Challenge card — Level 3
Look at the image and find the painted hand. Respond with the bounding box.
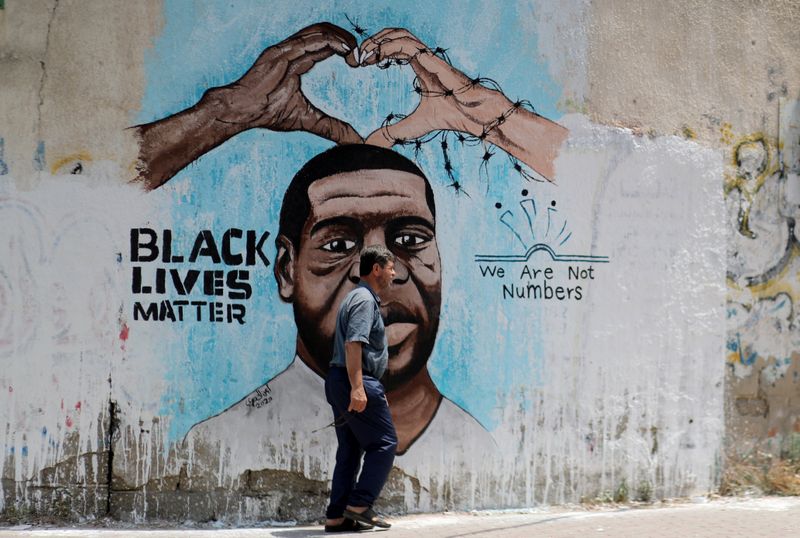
[134,23,365,189]
[358,28,568,181]
[360,28,510,146]
[211,23,363,144]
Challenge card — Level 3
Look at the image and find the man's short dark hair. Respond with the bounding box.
[277,144,436,247]
[359,245,395,277]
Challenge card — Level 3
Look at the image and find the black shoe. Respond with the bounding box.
[343,507,391,529]
[325,517,373,533]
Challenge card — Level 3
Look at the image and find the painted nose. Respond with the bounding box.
[348,261,360,284]
[392,258,409,283]
[364,230,385,248]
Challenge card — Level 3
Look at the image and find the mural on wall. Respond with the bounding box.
[1,0,729,521]
[127,19,568,497]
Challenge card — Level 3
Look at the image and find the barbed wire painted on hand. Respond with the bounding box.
[379,102,543,195]
[344,14,544,194]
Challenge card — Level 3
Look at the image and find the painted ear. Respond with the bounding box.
[274,235,296,302]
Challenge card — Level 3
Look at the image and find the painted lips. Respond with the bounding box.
[386,322,417,347]
[382,302,419,349]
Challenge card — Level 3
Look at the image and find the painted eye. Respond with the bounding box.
[393,234,427,248]
[321,239,356,253]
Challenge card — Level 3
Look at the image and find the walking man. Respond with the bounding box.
[324,245,398,532]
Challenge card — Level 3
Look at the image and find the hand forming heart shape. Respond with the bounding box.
[133,23,568,190]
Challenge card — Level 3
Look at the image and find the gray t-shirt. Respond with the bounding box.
[330,282,388,379]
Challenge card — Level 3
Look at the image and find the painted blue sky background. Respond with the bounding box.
[136,0,565,441]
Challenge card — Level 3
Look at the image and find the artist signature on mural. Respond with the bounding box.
[245,384,273,409]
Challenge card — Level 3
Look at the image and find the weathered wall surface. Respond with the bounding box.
[0,0,791,524]
[585,0,800,471]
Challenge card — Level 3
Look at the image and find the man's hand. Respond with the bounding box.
[358,28,568,181]
[348,385,368,413]
[134,23,362,189]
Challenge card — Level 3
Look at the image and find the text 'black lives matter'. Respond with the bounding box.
[129,228,270,324]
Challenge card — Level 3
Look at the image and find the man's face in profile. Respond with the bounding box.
[278,169,441,390]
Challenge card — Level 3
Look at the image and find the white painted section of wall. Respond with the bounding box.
[487,116,726,503]
[0,165,167,510]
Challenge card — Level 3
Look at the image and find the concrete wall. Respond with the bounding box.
[582,0,800,471]
[0,0,795,523]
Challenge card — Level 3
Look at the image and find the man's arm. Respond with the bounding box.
[131,23,362,191]
[345,341,367,413]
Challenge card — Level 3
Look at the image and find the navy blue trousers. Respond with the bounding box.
[325,367,398,519]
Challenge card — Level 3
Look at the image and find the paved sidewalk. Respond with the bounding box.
[1,496,799,537]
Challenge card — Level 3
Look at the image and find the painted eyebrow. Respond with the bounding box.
[324,190,415,200]
[309,216,363,237]
[387,216,436,233]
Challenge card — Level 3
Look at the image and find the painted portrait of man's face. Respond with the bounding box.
[275,148,442,391]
